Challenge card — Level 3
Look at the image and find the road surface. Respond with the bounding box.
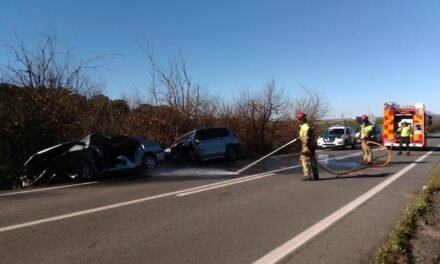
[1,137,439,264]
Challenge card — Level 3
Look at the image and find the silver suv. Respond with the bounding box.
[317,125,357,149]
[165,127,240,162]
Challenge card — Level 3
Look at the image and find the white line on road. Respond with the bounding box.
[0,181,99,197]
[253,149,436,264]
[0,150,366,233]
[176,151,366,197]
[176,173,275,196]
[0,190,178,232]
[0,171,276,233]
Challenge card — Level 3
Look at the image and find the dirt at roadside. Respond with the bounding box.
[410,191,440,263]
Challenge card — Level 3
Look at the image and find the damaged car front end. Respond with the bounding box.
[19,141,98,187]
[19,134,165,187]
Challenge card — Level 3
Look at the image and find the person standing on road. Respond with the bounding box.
[396,121,412,155]
[360,114,374,165]
[297,112,319,181]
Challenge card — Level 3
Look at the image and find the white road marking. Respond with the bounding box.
[0,190,178,232]
[0,181,99,197]
[177,151,366,196]
[0,149,372,233]
[253,149,435,264]
[0,171,276,233]
[176,173,275,196]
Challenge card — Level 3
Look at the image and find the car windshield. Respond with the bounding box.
[323,128,345,135]
[174,131,195,144]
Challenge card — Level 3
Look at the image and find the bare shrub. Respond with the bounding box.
[2,32,107,96]
[234,80,290,154]
[292,89,330,123]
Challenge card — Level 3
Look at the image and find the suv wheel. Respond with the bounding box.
[188,148,200,164]
[351,139,356,149]
[77,159,96,181]
[142,154,157,170]
[225,145,237,162]
[342,140,347,150]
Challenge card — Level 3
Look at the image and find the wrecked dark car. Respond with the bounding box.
[19,134,165,187]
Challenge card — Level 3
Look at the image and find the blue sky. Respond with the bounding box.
[1,0,440,119]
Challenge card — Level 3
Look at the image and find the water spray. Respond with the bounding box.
[236,137,300,174]
[235,138,391,178]
[153,167,238,177]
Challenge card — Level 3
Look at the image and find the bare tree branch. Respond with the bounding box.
[1,32,117,97]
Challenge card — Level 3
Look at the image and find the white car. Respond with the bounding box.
[317,125,357,149]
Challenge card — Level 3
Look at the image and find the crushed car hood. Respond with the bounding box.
[23,141,86,167]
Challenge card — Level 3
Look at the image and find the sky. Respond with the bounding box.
[1,0,440,119]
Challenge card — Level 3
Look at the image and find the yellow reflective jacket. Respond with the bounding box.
[361,122,373,140]
[398,126,412,137]
[299,122,316,149]
[299,122,310,139]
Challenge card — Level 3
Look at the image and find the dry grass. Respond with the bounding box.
[373,162,440,264]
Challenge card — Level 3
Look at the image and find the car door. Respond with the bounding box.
[193,129,209,159]
[197,128,227,159]
[194,129,222,159]
[209,128,229,156]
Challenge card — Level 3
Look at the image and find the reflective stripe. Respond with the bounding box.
[361,123,373,138]
[399,126,412,137]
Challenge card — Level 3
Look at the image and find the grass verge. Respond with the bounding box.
[373,161,440,264]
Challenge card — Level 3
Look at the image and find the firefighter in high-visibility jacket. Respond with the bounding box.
[360,114,374,165]
[297,112,319,181]
[396,121,412,155]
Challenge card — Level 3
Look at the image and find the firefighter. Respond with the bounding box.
[396,121,412,155]
[360,114,374,165]
[297,112,319,181]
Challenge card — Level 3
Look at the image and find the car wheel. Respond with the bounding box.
[171,151,180,161]
[351,140,356,149]
[78,160,96,181]
[187,147,202,165]
[342,140,347,150]
[142,154,157,170]
[225,145,237,162]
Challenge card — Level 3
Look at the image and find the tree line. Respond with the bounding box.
[0,34,329,189]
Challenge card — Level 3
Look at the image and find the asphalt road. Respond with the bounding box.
[1,137,439,264]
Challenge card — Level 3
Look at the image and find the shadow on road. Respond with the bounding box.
[318,172,391,181]
[389,161,428,165]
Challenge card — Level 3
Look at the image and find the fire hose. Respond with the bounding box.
[317,140,391,178]
[236,138,391,177]
[236,138,300,174]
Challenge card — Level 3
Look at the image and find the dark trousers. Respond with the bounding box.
[399,137,410,153]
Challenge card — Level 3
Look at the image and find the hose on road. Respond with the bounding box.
[316,140,391,178]
[237,138,391,177]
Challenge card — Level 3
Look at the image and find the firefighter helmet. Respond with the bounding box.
[361,114,369,122]
[297,111,307,121]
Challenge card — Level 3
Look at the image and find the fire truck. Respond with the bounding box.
[382,102,432,148]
